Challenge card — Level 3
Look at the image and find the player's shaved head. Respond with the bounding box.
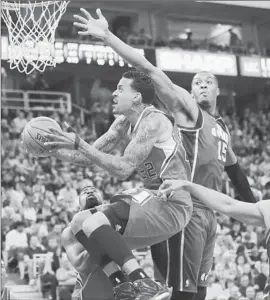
[192,71,219,87]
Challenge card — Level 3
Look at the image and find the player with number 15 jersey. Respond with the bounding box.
[166,107,230,292]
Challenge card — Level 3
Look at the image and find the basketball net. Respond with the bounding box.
[1,1,69,74]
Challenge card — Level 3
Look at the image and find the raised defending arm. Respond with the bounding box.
[73,8,199,122]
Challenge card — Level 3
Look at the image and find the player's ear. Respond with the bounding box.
[133,92,142,105]
[217,88,220,96]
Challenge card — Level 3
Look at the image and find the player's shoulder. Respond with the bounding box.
[141,110,172,132]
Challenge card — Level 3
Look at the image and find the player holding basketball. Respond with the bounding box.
[62,186,115,300]
[72,8,256,300]
[159,179,270,300]
[45,70,192,300]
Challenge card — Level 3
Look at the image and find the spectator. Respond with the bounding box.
[56,255,77,300]
[246,286,256,300]
[205,272,224,300]
[23,235,46,284]
[239,274,251,296]
[40,252,58,300]
[11,110,28,137]
[20,197,37,226]
[58,176,78,212]
[5,221,28,279]
[73,170,93,193]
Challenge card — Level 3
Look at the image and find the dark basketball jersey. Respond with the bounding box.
[179,108,229,207]
[263,229,270,300]
[73,269,113,300]
[131,106,191,190]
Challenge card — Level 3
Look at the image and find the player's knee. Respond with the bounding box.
[82,211,111,237]
[193,286,207,300]
[70,210,92,235]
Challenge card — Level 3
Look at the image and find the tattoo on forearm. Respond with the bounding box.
[55,149,91,166]
[77,113,163,179]
[93,115,130,153]
[79,139,132,179]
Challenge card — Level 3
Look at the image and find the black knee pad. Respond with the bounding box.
[192,286,207,300]
[171,290,194,300]
[102,200,130,235]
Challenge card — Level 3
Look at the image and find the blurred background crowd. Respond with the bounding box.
[1,1,270,300]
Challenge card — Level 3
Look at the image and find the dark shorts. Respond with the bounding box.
[151,205,217,293]
[74,269,113,300]
[101,188,192,250]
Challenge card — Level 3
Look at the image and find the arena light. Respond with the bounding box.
[197,1,270,9]
[1,36,145,68]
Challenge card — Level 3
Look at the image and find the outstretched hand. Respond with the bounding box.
[73,8,109,40]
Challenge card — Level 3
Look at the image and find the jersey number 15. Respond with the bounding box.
[217,141,227,163]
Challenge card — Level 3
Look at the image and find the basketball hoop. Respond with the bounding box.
[1,1,69,74]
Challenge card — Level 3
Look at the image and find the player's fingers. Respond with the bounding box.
[96,8,104,19]
[48,127,65,136]
[159,180,172,190]
[73,22,88,30]
[44,142,67,149]
[78,31,89,36]
[44,133,67,144]
[159,187,173,196]
[80,8,93,20]
[73,14,88,24]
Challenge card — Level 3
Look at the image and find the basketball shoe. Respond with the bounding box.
[133,278,171,300]
[114,282,137,300]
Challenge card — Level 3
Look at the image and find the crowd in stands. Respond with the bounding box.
[1,100,270,300]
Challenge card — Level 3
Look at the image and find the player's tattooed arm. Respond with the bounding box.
[92,114,130,153]
[51,115,130,166]
[77,113,162,180]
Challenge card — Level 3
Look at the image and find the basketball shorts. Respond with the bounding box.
[168,205,217,292]
[73,269,113,300]
[151,205,217,293]
[101,188,192,250]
